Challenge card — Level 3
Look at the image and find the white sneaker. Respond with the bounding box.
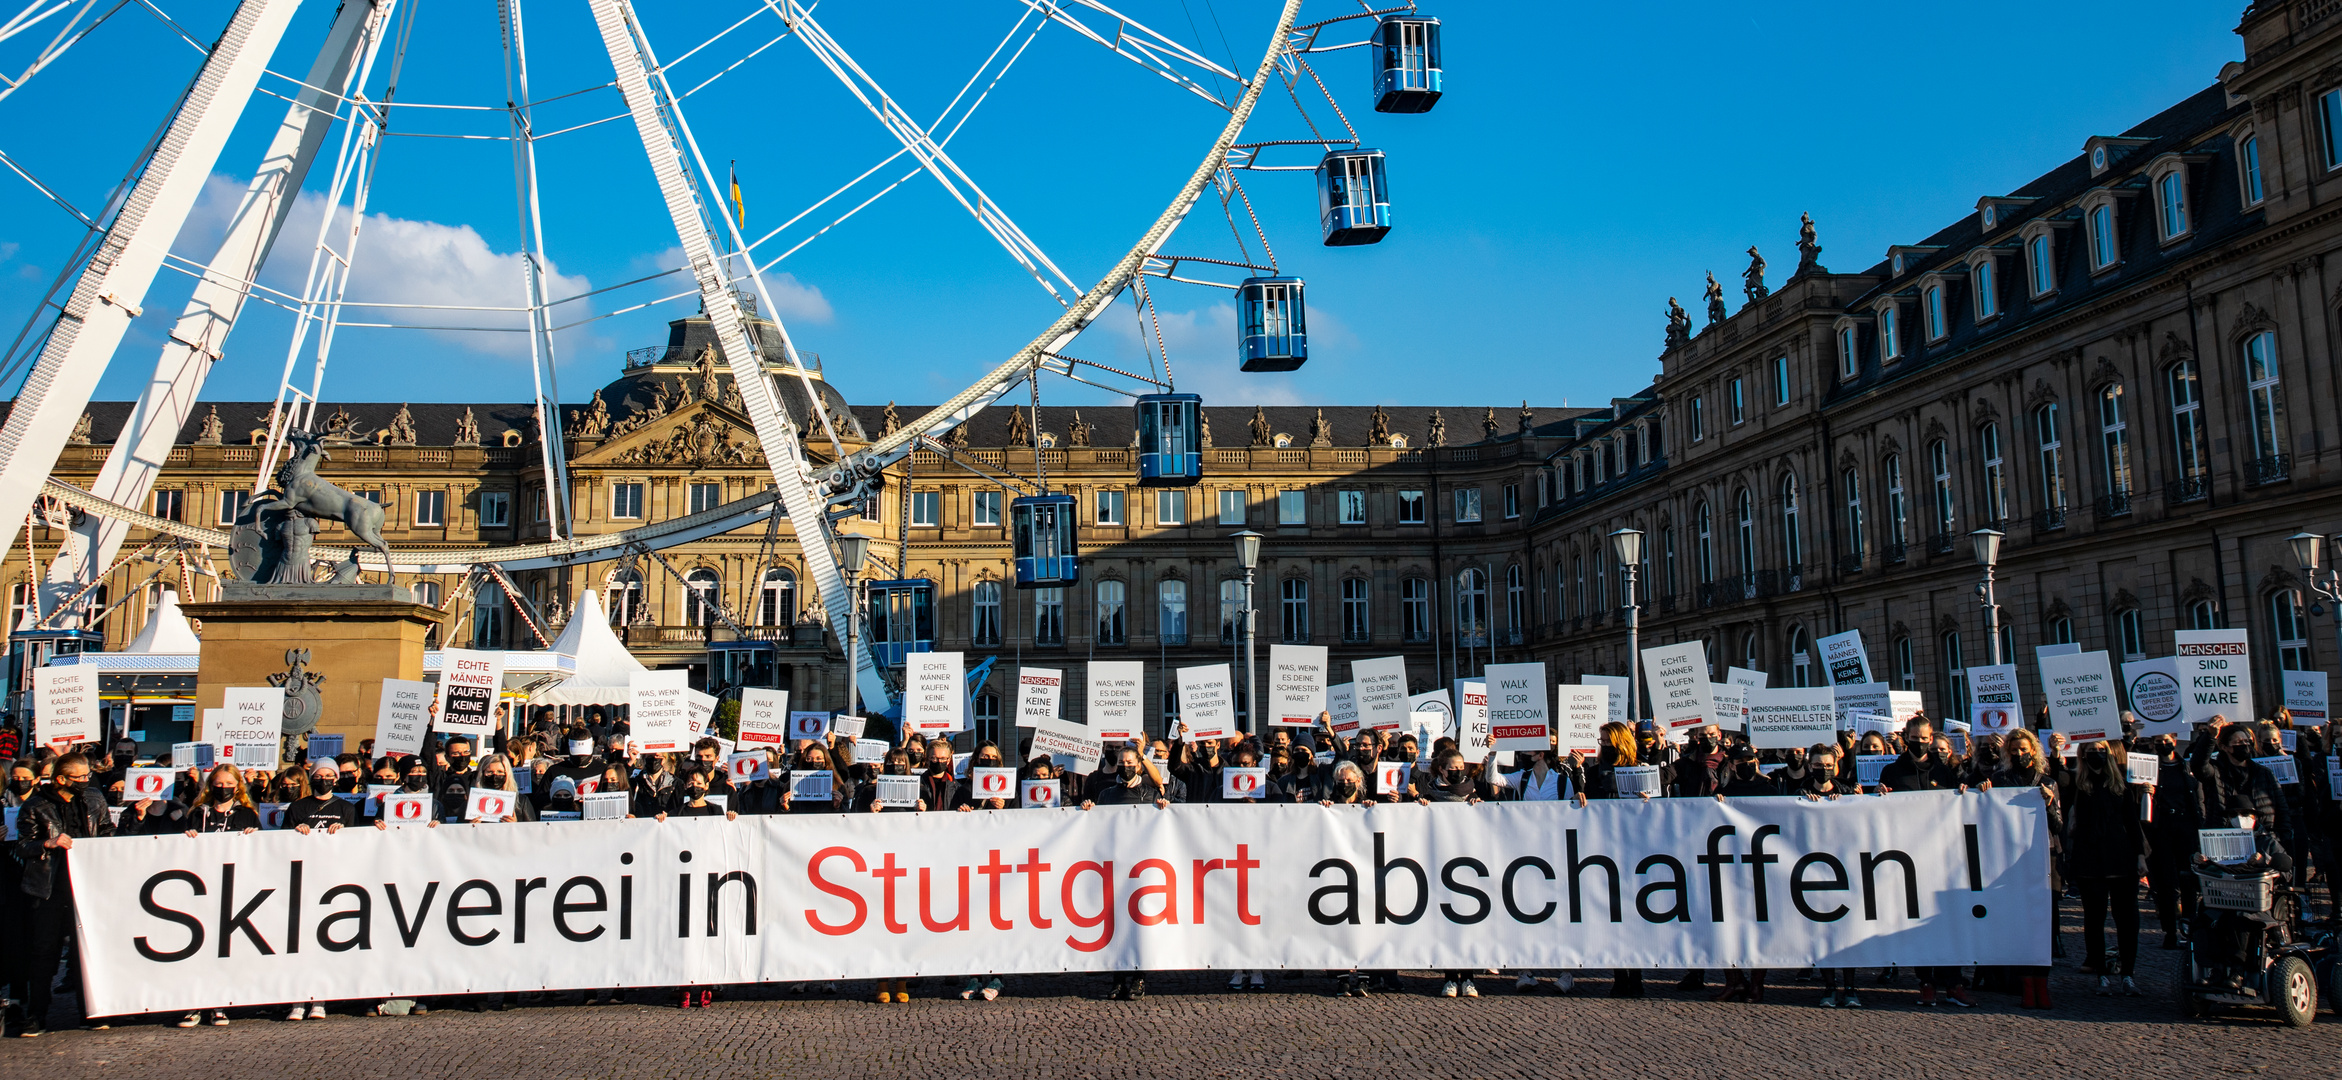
[1248,971,1266,989]
[2122,976,2140,996]
[1842,991,1863,1008]
[1227,974,1246,991]
[1515,975,1536,992]
[1555,973,1575,994]
[1818,991,1840,1008]
[1460,979,1479,998]
[176,1013,201,1028]
[209,1011,229,1027]
[284,1005,305,1022]
[1441,980,1459,998]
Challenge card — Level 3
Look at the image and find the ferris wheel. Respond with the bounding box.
[0,0,1447,709]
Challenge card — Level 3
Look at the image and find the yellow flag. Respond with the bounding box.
[728,161,746,229]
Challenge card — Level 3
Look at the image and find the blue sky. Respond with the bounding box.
[0,1,2248,414]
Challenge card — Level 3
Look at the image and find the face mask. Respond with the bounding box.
[210,785,237,800]
[687,786,709,799]
[1442,769,1462,784]
[7,778,30,795]
[484,773,509,788]
[448,754,472,769]
[402,775,429,792]
[1737,762,1759,778]
[314,777,338,794]
[1119,764,1140,780]
[569,740,593,758]
[2227,743,2253,762]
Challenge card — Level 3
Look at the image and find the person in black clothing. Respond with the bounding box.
[1674,726,1726,798]
[10,753,113,1037]
[181,764,263,836]
[2143,733,2202,949]
[1715,743,1781,798]
[917,739,962,815]
[1571,722,1648,998]
[1081,746,1169,1001]
[2064,740,2148,997]
[1985,727,2059,1007]
[2193,720,2291,869]
[632,753,678,819]
[538,727,605,810]
[667,765,736,820]
[781,739,850,813]
[1877,717,1973,1006]
[283,760,358,835]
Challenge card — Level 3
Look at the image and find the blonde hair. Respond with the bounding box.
[1598,721,1638,766]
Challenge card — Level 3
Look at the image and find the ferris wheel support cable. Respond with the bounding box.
[0,0,304,570]
[503,0,572,539]
[44,0,397,620]
[1014,0,1240,108]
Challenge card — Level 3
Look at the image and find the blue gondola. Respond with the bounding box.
[864,578,934,667]
[1009,493,1080,588]
[1134,393,1203,485]
[1316,149,1391,246]
[1372,16,1442,113]
[1237,277,1306,372]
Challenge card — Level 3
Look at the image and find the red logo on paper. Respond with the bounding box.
[131,774,166,796]
[391,798,423,821]
[1231,772,1260,792]
[979,772,1008,794]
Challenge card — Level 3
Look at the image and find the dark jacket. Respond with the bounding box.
[2063,781,2149,877]
[2196,752,2291,856]
[1717,771,1784,797]
[919,771,963,814]
[185,802,263,834]
[1879,753,1960,792]
[1089,774,1167,805]
[282,794,358,833]
[16,787,115,900]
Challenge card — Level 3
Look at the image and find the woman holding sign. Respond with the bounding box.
[1572,722,1649,998]
[169,765,261,1028]
[1986,728,2059,1008]
[2064,740,2147,998]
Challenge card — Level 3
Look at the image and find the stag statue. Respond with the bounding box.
[227,430,392,585]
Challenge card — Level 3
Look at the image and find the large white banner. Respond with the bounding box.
[1086,661,1146,742]
[2175,629,2253,724]
[69,790,2051,1015]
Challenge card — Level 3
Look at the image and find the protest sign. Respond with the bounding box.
[1747,687,1837,750]
[971,767,1019,802]
[629,670,689,754]
[1709,682,1747,732]
[1327,683,1359,738]
[1726,667,1768,691]
[1351,656,1410,732]
[1817,630,1873,685]
[2283,671,2327,727]
[1889,691,1926,726]
[1087,661,1146,741]
[1970,702,2018,735]
[1614,765,1661,796]
[728,753,768,784]
[217,687,284,770]
[1855,755,1896,786]
[372,679,430,759]
[1375,761,1411,795]
[1483,663,1551,751]
[906,653,966,733]
[1555,686,1607,754]
[1015,667,1063,728]
[35,665,100,750]
[305,733,343,763]
[1453,681,1490,758]
[2126,753,2160,786]
[786,710,832,743]
[2039,650,2118,742]
[2175,629,2253,725]
[433,648,503,741]
[874,775,919,809]
[1640,642,1714,738]
[1270,645,1329,727]
[124,767,176,802]
[1831,682,1892,730]
[1582,675,1630,726]
[253,803,287,830]
[379,793,431,826]
[172,742,215,771]
[2256,755,2299,786]
[1222,767,1269,800]
[789,770,834,802]
[1021,779,1061,808]
[735,689,789,746]
[1852,714,1898,736]
[853,738,889,767]
[1408,692,1452,763]
[831,715,866,740]
[1177,664,1236,740]
[1029,719,1104,775]
[1968,664,2018,710]
[466,789,518,822]
[2122,657,2186,737]
[683,690,715,736]
[363,784,395,817]
[580,792,627,820]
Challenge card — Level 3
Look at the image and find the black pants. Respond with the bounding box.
[16,892,78,1027]
[2075,875,2141,976]
[2148,857,2196,934]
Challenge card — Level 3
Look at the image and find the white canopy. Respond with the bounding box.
[123,588,201,654]
[533,590,648,705]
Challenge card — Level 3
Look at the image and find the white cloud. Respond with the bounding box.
[632,244,833,325]
[1094,295,1310,406]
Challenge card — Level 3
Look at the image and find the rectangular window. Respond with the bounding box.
[1501,483,1519,520]
[2171,361,2209,483]
[2035,404,2066,512]
[611,483,644,520]
[1838,327,1859,378]
[911,491,941,527]
[1973,260,1997,320]
[1277,490,1306,526]
[1979,423,2008,522]
[1728,377,1746,424]
[688,482,722,515]
[1400,578,1430,642]
[1156,488,1186,525]
[1095,489,1124,525]
[1689,395,1704,441]
[1279,578,1310,644]
[1878,305,1900,359]
[1397,489,1425,524]
[1217,489,1248,525]
[973,490,1002,526]
[2100,384,2131,497]
[1158,580,1188,645]
[2243,331,2286,464]
[1032,587,1065,646]
[2089,204,2117,269]
[2158,170,2188,240]
[1771,356,1790,405]
[1219,579,1243,645]
[530,486,546,524]
[2243,134,2264,205]
[2118,608,2145,662]
[1924,284,1947,341]
[2026,233,2054,296]
[479,491,510,527]
[415,490,446,527]
[972,581,1001,646]
[1342,577,1370,643]
[152,489,184,522]
[1453,487,1482,523]
[1095,581,1126,646]
[2322,89,2342,170]
[1884,454,1907,547]
[217,489,251,526]
[1842,467,1864,559]
[1929,441,1954,533]
[1337,489,1366,525]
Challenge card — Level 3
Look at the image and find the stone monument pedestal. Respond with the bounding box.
[182,584,447,750]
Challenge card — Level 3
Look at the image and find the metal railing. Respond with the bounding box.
[2249,454,2291,485]
[2167,475,2210,504]
[2095,490,2131,519]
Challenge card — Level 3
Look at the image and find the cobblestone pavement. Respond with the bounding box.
[3,911,2333,1080]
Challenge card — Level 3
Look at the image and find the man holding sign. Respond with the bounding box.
[1483,663,1551,752]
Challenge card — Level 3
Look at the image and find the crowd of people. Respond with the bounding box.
[2,701,2335,1034]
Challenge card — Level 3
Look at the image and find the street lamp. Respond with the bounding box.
[1971,528,2004,666]
[2287,530,2342,671]
[836,532,872,723]
[1233,530,1262,735]
[1610,528,1644,722]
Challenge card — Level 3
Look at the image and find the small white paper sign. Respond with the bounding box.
[254,802,287,830]
[831,715,866,740]
[736,689,790,746]
[363,784,396,816]
[1970,702,2019,735]
[853,738,890,767]
[380,792,433,826]
[1021,778,1061,807]
[580,791,627,820]
[1222,767,1269,800]
[1614,764,1661,796]
[172,741,216,771]
[1087,661,1146,741]
[1855,754,1896,786]
[787,710,832,743]
[1015,667,1063,728]
[727,752,768,783]
[970,766,1018,801]
[1176,663,1236,741]
[466,788,517,821]
[1375,761,1411,795]
[123,767,176,802]
[2257,755,2299,786]
[875,774,919,808]
[2198,827,2255,865]
[1269,645,1330,726]
[789,770,834,801]
[2127,752,2160,786]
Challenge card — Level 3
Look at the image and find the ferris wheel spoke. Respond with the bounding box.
[1011,0,1243,110]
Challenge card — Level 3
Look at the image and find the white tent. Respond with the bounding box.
[533,590,648,705]
[124,588,201,654]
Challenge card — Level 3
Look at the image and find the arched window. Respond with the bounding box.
[1788,625,1812,687]
[1929,438,1955,534]
[1342,577,1370,643]
[1977,422,2008,523]
[2047,615,2074,645]
[2169,360,2209,490]
[1454,568,1487,644]
[1779,473,1803,569]
[1401,577,1431,642]
[1095,580,1127,645]
[1842,467,1864,562]
[2242,331,2287,474]
[2099,383,2132,504]
[2187,599,2218,631]
[2241,133,2264,205]
[607,568,643,626]
[1894,635,1915,690]
[757,567,795,626]
[1740,630,1759,673]
[973,580,1003,646]
[1504,564,1525,639]
[413,580,442,608]
[1941,630,1967,715]
[1280,577,1311,644]
[684,568,721,627]
[1660,522,1678,599]
[2035,403,2066,515]
[2270,590,2310,670]
[474,582,508,648]
[1734,489,1755,581]
[1158,579,1188,645]
[1694,501,1715,585]
[1883,453,1907,553]
[2117,607,2145,661]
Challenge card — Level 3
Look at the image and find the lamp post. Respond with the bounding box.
[836,532,871,722]
[1233,530,1262,736]
[1610,527,1644,722]
[2288,530,2342,674]
[1971,528,2004,666]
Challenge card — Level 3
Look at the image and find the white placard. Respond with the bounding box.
[1831,682,1892,731]
[1375,761,1411,795]
[253,802,288,830]
[1269,645,1329,726]
[1582,675,1630,726]
[1555,686,1607,754]
[2036,643,2082,659]
[1614,764,1661,796]
[788,770,834,801]
[1967,664,2018,708]
[1747,687,1838,750]
[1709,682,1747,732]
[434,647,504,740]
[2198,827,2255,865]
[970,767,1019,802]
[2175,629,2254,725]
[831,715,866,740]
[1407,691,1453,763]
[1725,667,1768,691]
[371,678,430,759]
[629,670,690,754]
[1351,656,1411,732]
[306,733,344,763]
[36,665,102,750]
[579,791,627,820]
[2282,671,2328,727]
[787,710,833,743]
[2040,650,2118,742]
[1852,713,1898,736]
[171,741,215,771]
[1176,663,1236,741]
[1015,667,1063,729]
[2121,657,2186,737]
[1086,661,1146,741]
[1889,691,1926,725]
[1221,767,1269,800]
[1855,755,1896,786]
[1327,683,1359,738]
[853,738,890,767]
[1817,629,1872,686]
[874,774,919,808]
[1640,642,1714,738]
[466,789,518,821]
[682,690,715,736]
[1029,719,1103,775]
[1453,681,1490,758]
[1483,662,1550,751]
[2126,752,2160,786]
[1970,702,2018,735]
[906,652,967,733]
[2257,755,2299,786]
[727,752,768,784]
[1020,778,1061,808]
[362,784,396,817]
[379,792,433,826]
[123,767,176,802]
[217,687,283,770]
[736,689,790,746]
